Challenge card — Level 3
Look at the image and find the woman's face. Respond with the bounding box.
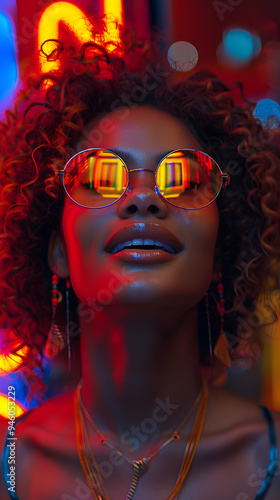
[56,106,220,316]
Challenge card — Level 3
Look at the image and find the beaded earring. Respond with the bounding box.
[213,273,231,367]
[45,267,65,358]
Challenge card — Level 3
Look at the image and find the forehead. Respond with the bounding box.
[78,106,203,159]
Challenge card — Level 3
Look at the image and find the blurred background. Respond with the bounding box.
[0,0,279,416]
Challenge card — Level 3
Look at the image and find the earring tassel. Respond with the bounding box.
[214,278,231,367]
[45,270,65,358]
[45,321,65,358]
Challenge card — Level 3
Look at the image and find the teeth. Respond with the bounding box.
[111,238,176,254]
[132,238,143,246]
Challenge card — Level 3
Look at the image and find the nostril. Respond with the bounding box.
[118,187,168,218]
[150,205,158,214]
[128,205,137,214]
[127,204,159,214]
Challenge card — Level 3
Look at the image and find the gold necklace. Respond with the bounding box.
[74,379,208,500]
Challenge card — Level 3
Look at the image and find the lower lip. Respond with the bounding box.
[107,248,180,262]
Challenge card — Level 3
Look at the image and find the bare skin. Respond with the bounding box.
[1,106,279,500]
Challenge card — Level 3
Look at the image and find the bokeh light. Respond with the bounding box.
[254,98,280,129]
[167,41,198,72]
[224,29,254,61]
[217,28,262,68]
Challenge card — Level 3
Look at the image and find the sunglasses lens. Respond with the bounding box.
[156,150,222,209]
[64,149,128,207]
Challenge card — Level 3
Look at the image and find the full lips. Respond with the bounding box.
[104,223,184,254]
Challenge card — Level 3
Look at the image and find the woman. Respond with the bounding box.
[0,20,280,499]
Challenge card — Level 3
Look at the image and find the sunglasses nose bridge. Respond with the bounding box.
[125,168,157,193]
[129,168,155,172]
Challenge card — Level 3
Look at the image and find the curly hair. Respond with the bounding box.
[0,17,280,396]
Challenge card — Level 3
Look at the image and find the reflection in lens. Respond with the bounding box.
[156,150,222,208]
[64,149,128,207]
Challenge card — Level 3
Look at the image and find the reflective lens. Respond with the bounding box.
[63,148,223,209]
[156,150,222,209]
[64,149,128,207]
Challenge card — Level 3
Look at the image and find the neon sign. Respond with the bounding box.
[38,1,124,79]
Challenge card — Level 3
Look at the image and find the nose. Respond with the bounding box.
[117,168,168,218]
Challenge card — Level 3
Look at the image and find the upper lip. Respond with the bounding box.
[104,223,184,254]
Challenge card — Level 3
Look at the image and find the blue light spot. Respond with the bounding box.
[254,99,280,129]
[0,11,18,100]
[223,29,256,62]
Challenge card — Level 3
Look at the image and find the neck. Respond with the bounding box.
[79,303,202,448]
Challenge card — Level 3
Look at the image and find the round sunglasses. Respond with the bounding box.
[56,148,230,210]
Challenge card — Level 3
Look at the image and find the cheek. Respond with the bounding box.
[180,204,219,291]
[199,209,219,269]
[61,203,128,307]
[62,206,93,261]
[189,207,219,254]
[61,204,102,296]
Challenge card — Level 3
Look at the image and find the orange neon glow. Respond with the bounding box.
[0,330,30,375]
[38,3,93,76]
[38,1,124,84]
[0,345,30,375]
[103,0,124,44]
[0,393,26,418]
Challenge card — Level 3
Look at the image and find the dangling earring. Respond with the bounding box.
[45,267,65,358]
[214,273,231,367]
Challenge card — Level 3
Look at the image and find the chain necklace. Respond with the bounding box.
[74,379,208,500]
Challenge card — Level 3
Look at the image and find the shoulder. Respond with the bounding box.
[0,390,79,500]
[206,384,278,430]
[14,389,77,455]
[205,385,280,499]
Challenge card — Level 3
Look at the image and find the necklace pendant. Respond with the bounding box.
[132,458,149,477]
[125,458,149,500]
